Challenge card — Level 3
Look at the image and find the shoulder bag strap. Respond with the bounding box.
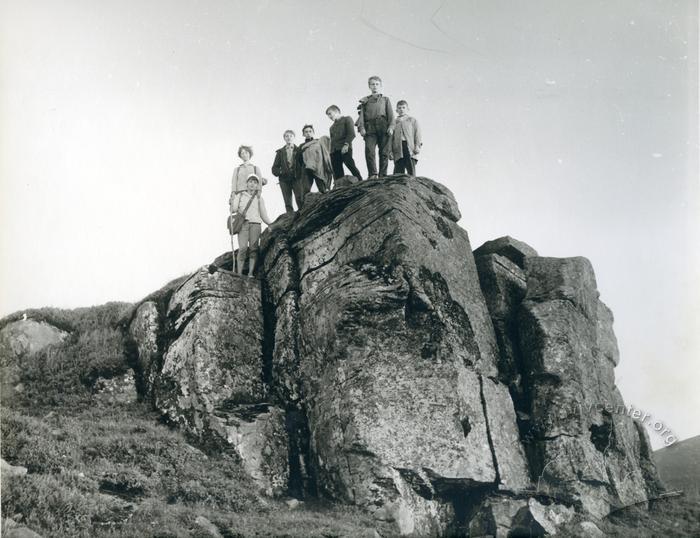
[239,192,257,217]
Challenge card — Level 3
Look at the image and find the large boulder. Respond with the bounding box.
[260,177,530,535]
[473,244,663,520]
[0,319,70,399]
[516,256,660,517]
[120,177,664,530]
[0,319,70,359]
[136,266,289,496]
[473,236,538,268]
[154,266,267,421]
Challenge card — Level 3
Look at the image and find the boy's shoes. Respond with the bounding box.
[368,175,378,180]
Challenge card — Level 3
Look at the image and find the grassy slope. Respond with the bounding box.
[654,436,700,500]
[1,403,377,538]
[0,302,377,538]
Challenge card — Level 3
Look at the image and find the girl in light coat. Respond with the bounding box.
[230,145,267,201]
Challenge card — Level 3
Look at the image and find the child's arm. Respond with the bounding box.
[259,197,272,226]
[385,97,395,135]
[231,166,239,193]
[356,97,367,137]
[230,168,239,212]
[413,118,423,155]
[271,150,282,177]
[230,192,241,214]
[342,117,356,153]
[254,165,267,186]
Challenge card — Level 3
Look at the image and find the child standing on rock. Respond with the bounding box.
[391,100,422,176]
[230,145,267,199]
[230,175,271,277]
[326,105,363,182]
[356,76,395,179]
[271,130,303,213]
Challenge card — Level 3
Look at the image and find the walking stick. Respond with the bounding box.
[229,196,237,273]
[230,229,237,273]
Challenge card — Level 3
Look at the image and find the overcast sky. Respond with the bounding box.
[1,0,697,449]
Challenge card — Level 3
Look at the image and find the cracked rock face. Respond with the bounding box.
[131,266,289,496]
[260,177,529,535]
[154,266,267,419]
[517,257,659,517]
[126,176,662,533]
[476,248,663,525]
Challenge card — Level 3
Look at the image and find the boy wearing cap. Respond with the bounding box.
[230,174,272,277]
[356,76,395,179]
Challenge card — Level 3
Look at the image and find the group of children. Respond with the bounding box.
[229,76,422,276]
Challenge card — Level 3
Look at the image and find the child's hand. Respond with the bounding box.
[387,126,394,135]
[341,143,349,154]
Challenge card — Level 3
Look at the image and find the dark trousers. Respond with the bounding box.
[279,176,304,212]
[304,170,328,193]
[393,141,417,176]
[364,131,390,177]
[330,149,363,180]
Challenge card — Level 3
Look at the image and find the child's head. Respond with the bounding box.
[283,130,295,144]
[238,145,253,161]
[302,124,315,140]
[396,100,409,116]
[368,76,382,93]
[246,174,260,192]
[325,105,341,121]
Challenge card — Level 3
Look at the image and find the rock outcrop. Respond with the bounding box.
[134,266,289,496]
[473,236,662,530]
[0,319,69,358]
[257,176,531,535]
[0,319,70,399]
[123,176,662,535]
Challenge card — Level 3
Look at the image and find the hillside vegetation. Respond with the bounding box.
[655,436,700,501]
[0,302,377,538]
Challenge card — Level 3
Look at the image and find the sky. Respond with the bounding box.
[0,0,697,449]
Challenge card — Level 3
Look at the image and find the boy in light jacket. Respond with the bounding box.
[391,100,422,176]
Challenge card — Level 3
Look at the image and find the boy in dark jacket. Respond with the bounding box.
[271,130,303,212]
[326,105,363,181]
